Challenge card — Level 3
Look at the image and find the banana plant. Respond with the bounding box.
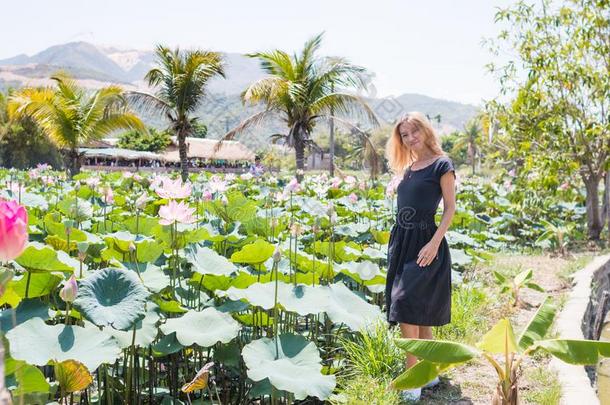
[535,219,575,256]
[390,296,610,405]
[493,268,545,307]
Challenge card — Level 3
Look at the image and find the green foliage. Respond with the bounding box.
[337,320,404,379]
[434,284,490,344]
[117,127,171,152]
[493,268,545,307]
[487,0,610,239]
[7,73,144,176]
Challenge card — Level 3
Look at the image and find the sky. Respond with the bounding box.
[0,0,515,106]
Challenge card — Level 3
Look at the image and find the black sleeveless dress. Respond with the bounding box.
[385,155,455,327]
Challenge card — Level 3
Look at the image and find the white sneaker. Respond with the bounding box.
[423,376,440,388]
[400,387,421,401]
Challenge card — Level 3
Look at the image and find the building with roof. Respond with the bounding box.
[79,137,256,172]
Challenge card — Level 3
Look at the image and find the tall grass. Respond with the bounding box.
[434,284,490,344]
[337,320,404,379]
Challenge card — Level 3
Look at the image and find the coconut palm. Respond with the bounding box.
[8,73,144,176]
[213,32,379,182]
[129,45,225,181]
[454,118,483,175]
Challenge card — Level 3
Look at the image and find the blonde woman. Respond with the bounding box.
[384,111,456,401]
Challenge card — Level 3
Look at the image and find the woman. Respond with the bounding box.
[384,111,456,401]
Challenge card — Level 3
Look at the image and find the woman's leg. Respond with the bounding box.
[399,323,419,369]
[419,326,433,339]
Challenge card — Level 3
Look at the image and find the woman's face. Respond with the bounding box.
[399,122,425,154]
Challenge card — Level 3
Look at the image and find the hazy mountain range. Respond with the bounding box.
[0,42,479,150]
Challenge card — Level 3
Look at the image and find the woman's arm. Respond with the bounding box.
[416,171,456,267]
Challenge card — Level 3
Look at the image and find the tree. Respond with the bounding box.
[191,121,208,138]
[130,45,225,181]
[8,73,144,176]
[0,92,62,169]
[486,0,610,240]
[117,127,171,152]
[454,118,483,175]
[212,32,379,182]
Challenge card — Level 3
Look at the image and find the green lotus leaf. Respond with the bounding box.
[6,317,121,371]
[230,239,275,264]
[10,272,62,299]
[159,307,240,347]
[124,263,170,293]
[219,282,329,316]
[5,355,50,394]
[15,242,74,273]
[0,298,50,332]
[325,283,383,331]
[151,332,183,357]
[108,304,160,349]
[186,245,237,276]
[73,267,151,330]
[338,260,381,281]
[449,248,472,266]
[242,334,336,400]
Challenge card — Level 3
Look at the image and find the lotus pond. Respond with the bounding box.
[0,166,589,404]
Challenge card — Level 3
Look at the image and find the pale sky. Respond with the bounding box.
[0,0,514,106]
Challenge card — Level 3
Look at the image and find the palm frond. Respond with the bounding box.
[213,109,277,153]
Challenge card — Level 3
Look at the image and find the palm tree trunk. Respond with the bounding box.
[295,141,305,182]
[178,130,189,181]
[582,173,603,240]
[65,148,81,177]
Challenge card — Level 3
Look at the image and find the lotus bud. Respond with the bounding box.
[270,217,279,228]
[290,222,302,237]
[63,219,74,235]
[129,242,136,252]
[59,275,78,303]
[135,194,148,210]
[272,245,282,263]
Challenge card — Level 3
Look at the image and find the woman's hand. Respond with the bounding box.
[417,240,440,267]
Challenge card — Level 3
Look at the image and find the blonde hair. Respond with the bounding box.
[384,111,445,176]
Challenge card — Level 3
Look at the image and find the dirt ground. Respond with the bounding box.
[415,251,596,405]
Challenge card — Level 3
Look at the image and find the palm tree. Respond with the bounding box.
[213,32,379,182]
[8,73,144,176]
[129,45,225,181]
[454,118,483,175]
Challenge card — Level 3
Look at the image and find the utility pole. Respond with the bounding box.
[329,81,335,177]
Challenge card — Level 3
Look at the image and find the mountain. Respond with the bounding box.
[0,42,480,149]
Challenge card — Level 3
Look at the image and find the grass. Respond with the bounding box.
[522,365,562,405]
[434,283,491,344]
[329,374,401,405]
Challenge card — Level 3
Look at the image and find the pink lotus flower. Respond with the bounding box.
[358,181,367,191]
[344,175,356,185]
[207,176,228,194]
[348,193,358,203]
[59,275,78,303]
[285,178,300,193]
[330,177,342,188]
[102,186,114,205]
[0,199,28,261]
[156,178,192,200]
[202,190,213,201]
[559,182,569,191]
[85,177,100,188]
[159,200,196,225]
[385,174,402,197]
